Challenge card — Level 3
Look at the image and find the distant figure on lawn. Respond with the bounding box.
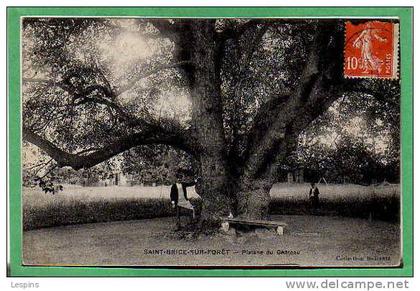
[309,182,320,210]
[170,180,197,229]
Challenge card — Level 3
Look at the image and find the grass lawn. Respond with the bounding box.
[22,183,400,230]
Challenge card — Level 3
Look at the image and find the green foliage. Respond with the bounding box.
[121,145,198,184]
[23,18,181,153]
[293,90,400,184]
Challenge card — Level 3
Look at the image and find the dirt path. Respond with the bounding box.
[23,215,400,267]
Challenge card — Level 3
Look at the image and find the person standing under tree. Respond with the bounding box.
[170,178,199,229]
[309,182,320,210]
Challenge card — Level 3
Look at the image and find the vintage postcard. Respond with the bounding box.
[9,8,412,275]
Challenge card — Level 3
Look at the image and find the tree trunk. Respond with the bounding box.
[189,21,231,226]
[188,21,287,225]
[188,21,296,226]
[236,178,272,220]
[197,161,232,226]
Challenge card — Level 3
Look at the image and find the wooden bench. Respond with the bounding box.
[221,218,287,235]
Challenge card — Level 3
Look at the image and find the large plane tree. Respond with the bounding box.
[22,18,399,226]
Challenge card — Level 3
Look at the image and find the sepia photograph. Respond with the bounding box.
[20,17,401,267]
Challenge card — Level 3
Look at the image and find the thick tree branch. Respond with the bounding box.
[23,69,202,169]
[23,125,199,170]
[241,21,345,181]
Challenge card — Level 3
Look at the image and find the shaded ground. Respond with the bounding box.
[23,215,400,267]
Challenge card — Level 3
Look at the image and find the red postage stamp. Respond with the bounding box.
[344,21,399,79]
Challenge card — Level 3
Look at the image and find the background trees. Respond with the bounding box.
[293,87,400,184]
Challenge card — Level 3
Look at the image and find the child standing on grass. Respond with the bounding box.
[170,179,198,230]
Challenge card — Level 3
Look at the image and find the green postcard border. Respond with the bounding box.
[7,6,413,277]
